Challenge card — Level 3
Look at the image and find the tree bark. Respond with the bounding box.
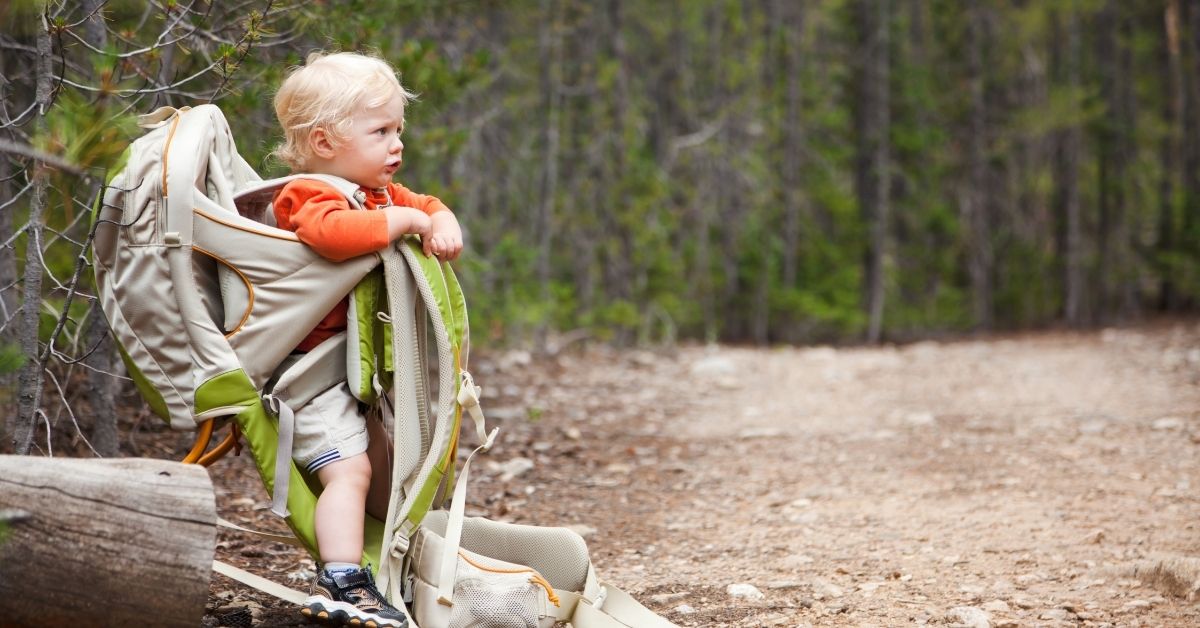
[0,456,216,627]
[964,0,993,330]
[856,0,891,342]
[1159,0,1184,310]
[1182,0,1200,272]
[1058,5,1086,325]
[534,0,560,353]
[81,0,120,456]
[779,0,806,338]
[12,16,53,454]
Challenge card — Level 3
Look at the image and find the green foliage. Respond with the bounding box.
[8,0,1194,357]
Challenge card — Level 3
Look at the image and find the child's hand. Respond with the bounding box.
[425,212,463,261]
[385,206,432,242]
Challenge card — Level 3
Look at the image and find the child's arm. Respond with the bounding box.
[426,211,463,260]
[389,183,464,260]
[383,206,432,242]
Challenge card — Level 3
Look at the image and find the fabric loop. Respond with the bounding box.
[263,394,294,518]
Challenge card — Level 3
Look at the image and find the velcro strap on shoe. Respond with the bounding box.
[332,569,372,589]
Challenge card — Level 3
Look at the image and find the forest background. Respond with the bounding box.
[0,0,1197,455]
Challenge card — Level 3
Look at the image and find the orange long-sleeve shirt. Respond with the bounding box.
[273,178,450,351]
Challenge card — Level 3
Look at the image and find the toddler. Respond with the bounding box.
[272,51,463,628]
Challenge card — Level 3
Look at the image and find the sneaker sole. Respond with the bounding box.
[300,597,407,628]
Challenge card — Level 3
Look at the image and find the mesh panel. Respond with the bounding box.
[449,565,544,628]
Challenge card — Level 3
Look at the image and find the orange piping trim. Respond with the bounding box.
[195,208,301,242]
[182,419,214,463]
[161,114,182,196]
[457,551,534,575]
[192,245,254,337]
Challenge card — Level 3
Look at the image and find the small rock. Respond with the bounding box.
[1083,529,1106,544]
[650,592,688,605]
[563,427,582,440]
[825,604,849,615]
[982,600,1009,613]
[691,355,736,377]
[738,427,784,439]
[1011,596,1036,609]
[994,622,1019,628]
[286,568,315,583]
[947,606,991,628]
[497,350,532,370]
[498,457,534,480]
[1038,608,1071,621]
[905,411,936,426]
[727,583,765,600]
[1121,599,1152,613]
[487,406,526,422]
[673,604,696,614]
[1152,417,1184,431]
[565,524,597,539]
[767,580,804,590]
[813,581,844,598]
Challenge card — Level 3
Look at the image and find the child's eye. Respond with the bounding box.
[375,128,388,135]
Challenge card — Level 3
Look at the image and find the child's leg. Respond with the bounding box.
[364,416,393,521]
[314,454,372,564]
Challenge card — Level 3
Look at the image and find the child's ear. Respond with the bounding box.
[310,128,337,159]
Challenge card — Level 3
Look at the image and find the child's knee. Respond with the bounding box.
[318,453,372,488]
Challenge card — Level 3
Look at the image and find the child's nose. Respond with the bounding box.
[392,137,404,153]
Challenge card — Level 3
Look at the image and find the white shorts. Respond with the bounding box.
[292,383,369,474]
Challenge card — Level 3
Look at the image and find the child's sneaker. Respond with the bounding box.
[301,566,408,628]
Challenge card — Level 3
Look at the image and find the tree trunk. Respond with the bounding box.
[13,17,53,454]
[779,0,806,339]
[1058,5,1086,325]
[1159,0,1183,310]
[534,0,560,353]
[964,0,993,330]
[81,0,119,456]
[0,456,216,627]
[1182,0,1200,272]
[85,309,119,456]
[856,0,891,342]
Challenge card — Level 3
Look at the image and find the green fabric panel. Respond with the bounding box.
[115,342,170,423]
[402,238,461,350]
[443,259,468,356]
[234,398,383,567]
[351,270,383,403]
[195,369,258,414]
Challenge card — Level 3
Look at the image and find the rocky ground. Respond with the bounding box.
[199,322,1200,627]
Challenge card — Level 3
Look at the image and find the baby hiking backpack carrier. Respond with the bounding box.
[92,104,678,628]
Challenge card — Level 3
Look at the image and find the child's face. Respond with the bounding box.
[319,94,406,189]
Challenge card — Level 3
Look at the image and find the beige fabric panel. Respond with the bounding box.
[420,512,591,594]
[193,209,378,387]
[267,332,348,410]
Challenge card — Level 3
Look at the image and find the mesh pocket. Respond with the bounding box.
[446,554,554,628]
[450,574,543,627]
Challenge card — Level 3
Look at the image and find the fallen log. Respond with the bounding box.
[0,456,216,627]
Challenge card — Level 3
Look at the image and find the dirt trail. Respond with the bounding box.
[207,323,1200,627]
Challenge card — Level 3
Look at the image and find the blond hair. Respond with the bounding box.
[272,51,417,171]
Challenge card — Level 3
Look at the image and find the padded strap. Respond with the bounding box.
[551,566,679,628]
[262,395,294,518]
[216,517,304,548]
[213,560,307,605]
[435,428,498,606]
